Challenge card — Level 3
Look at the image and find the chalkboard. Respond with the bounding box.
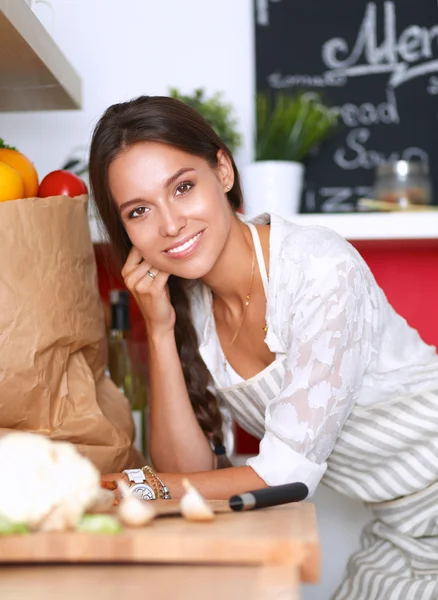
[254,0,438,212]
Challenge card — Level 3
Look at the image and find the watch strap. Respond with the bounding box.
[123,468,146,484]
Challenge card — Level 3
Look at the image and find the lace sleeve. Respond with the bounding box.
[247,244,375,495]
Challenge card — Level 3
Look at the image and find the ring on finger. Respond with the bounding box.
[147,270,156,280]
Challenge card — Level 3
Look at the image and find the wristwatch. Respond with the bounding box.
[122,468,156,500]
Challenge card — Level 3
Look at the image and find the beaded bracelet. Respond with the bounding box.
[142,465,172,499]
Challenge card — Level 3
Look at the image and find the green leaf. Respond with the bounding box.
[168,87,242,154]
[0,138,17,151]
[255,91,338,162]
[76,514,122,534]
[0,514,29,535]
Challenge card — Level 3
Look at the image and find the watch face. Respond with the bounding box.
[130,483,156,500]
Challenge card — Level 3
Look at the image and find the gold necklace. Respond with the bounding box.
[214,249,256,371]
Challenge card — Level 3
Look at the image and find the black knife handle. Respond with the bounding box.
[229,482,309,511]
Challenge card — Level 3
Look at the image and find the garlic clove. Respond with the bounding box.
[117,480,131,498]
[180,478,214,522]
[117,480,156,527]
[89,488,115,514]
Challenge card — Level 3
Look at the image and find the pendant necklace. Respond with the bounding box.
[214,248,256,372]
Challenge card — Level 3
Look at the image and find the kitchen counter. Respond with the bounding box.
[2,564,299,600]
[0,502,319,599]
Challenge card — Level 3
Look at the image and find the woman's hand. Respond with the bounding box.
[121,246,175,336]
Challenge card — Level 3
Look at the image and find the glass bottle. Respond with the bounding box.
[373,160,432,207]
[107,289,148,459]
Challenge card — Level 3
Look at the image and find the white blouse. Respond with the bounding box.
[188,213,438,492]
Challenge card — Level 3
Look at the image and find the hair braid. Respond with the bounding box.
[168,276,231,468]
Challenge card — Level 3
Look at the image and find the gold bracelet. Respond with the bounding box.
[143,472,161,499]
[142,466,170,499]
[142,465,171,499]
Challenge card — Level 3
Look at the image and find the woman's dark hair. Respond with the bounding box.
[89,95,244,468]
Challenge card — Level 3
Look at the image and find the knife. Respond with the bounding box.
[229,482,308,511]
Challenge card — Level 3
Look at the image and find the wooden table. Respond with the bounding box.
[0,502,319,599]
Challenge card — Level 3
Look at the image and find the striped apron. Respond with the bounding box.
[219,361,438,599]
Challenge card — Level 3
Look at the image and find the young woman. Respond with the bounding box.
[90,95,438,599]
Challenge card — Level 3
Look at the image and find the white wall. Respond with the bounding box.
[1,1,371,597]
[0,0,255,177]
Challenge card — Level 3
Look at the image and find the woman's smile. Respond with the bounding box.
[163,230,205,259]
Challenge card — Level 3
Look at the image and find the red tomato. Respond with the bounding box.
[38,170,88,198]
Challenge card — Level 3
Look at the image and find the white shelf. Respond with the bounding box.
[291,211,438,241]
[0,0,81,111]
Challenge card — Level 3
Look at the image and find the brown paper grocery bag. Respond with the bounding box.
[0,194,144,473]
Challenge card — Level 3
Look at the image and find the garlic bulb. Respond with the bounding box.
[117,481,156,527]
[180,478,214,522]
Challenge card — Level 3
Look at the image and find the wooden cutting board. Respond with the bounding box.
[0,503,319,582]
[153,498,231,516]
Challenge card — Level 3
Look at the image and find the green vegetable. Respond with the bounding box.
[0,138,17,151]
[76,514,122,534]
[0,514,29,535]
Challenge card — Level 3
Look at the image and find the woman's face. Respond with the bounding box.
[108,141,235,279]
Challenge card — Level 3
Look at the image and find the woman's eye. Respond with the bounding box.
[175,181,193,196]
[128,206,148,219]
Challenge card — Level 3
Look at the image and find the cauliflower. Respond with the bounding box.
[0,432,100,531]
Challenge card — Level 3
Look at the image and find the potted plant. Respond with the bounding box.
[242,91,338,217]
[169,88,242,155]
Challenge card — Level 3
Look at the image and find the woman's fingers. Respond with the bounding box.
[123,259,169,295]
[121,246,144,279]
[134,269,169,295]
[123,259,152,290]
